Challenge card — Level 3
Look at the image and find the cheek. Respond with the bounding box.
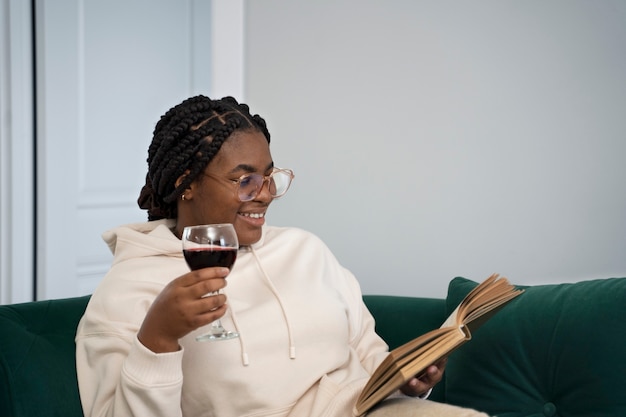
[210,203,241,224]
[194,191,241,224]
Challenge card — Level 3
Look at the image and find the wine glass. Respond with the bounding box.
[182,224,239,342]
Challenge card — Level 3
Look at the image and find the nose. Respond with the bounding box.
[253,177,274,202]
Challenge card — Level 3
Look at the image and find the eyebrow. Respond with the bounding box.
[229,162,274,175]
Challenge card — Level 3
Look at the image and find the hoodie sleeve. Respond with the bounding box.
[76,330,184,417]
[75,271,185,417]
[298,228,390,375]
[321,251,390,376]
[345,273,391,375]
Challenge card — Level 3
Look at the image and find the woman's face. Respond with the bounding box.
[177,130,274,246]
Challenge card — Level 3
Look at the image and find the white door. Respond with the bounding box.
[33,0,242,299]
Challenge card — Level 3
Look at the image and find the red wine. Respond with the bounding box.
[183,247,238,270]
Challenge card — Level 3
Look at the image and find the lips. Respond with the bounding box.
[238,211,266,227]
[239,212,265,219]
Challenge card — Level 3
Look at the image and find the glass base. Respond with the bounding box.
[196,329,239,342]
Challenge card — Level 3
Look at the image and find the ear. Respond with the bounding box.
[175,170,194,200]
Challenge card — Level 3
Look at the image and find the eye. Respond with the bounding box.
[239,175,254,187]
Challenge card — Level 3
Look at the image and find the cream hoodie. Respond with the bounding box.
[75,220,391,417]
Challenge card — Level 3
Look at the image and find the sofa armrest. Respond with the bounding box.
[0,295,90,417]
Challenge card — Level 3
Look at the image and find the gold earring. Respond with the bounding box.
[181,194,186,201]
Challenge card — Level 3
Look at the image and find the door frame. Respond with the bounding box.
[0,0,35,304]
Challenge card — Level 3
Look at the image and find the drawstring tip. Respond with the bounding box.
[289,346,296,359]
[242,353,250,366]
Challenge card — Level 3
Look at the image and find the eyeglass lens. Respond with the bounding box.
[238,170,292,202]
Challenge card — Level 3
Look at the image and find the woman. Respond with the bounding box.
[75,95,487,417]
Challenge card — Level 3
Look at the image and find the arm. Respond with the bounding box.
[339,267,391,374]
[76,333,184,417]
[339,265,445,399]
[76,267,229,417]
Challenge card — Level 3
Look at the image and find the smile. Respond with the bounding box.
[239,212,265,219]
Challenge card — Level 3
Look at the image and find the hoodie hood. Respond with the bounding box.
[104,219,269,264]
[103,219,181,265]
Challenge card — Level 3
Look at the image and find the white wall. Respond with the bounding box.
[0,0,35,304]
[244,1,626,297]
[2,0,625,302]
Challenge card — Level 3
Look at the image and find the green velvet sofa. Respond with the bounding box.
[1,276,625,417]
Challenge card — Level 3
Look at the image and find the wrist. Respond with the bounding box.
[137,329,180,353]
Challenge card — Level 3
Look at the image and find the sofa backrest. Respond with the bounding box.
[0,295,90,417]
[362,294,447,402]
[444,276,626,417]
[0,293,446,416]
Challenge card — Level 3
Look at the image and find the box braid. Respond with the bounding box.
[137,95,271,221]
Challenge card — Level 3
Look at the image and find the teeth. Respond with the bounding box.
[241,212,264,219]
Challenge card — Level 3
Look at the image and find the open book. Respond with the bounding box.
[354,274,524,416]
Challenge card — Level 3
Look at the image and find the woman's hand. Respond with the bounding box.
[399,358,447,398]
[137,267,230,353]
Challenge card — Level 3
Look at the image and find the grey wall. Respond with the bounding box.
[244,1,626,297]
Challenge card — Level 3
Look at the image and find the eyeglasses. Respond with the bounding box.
[203,168,295,202]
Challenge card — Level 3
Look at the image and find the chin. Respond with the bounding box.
[237,231,262,247]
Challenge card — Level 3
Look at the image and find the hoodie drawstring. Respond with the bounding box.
[229,306,250,366]
[250,246,297,360]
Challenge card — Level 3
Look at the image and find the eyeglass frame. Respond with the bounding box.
[200,167,295,202]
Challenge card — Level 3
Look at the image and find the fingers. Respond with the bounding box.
[164,267,232,318]
[193,301,228,324]
[401,377,430,397]
[179,267,230,287]
[137,267,236,353]
[177,268,230,298]
[420,364,444,384]
[188,292,228,316]
[400,361,447,397]
[415,359,446,384]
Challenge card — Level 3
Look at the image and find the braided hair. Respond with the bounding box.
[137,95,271,220]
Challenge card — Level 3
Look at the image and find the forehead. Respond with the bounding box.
[209,130,272,173]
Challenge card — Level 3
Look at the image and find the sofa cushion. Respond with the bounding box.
[443,276,626,417]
